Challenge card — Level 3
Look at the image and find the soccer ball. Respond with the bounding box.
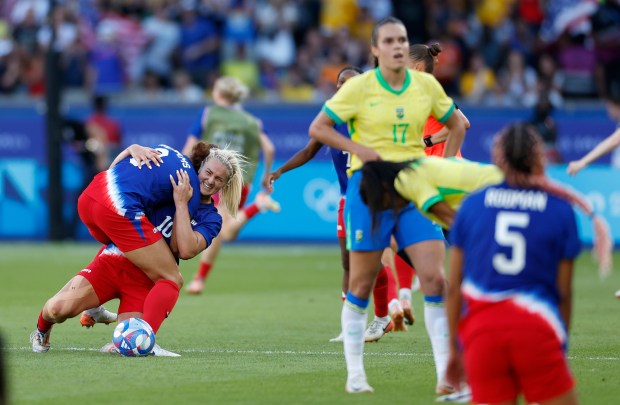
[112,318,156,357]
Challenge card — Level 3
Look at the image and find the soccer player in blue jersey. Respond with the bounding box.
[309,16,467,394]
[76,142,244,336]
[360,124,612,403]
[446,123,590,404]
[30,143,245,355]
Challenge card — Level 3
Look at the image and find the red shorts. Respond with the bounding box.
[78,193,162,252]
[78,247,154,314]
[460,303,575,404]
[213,184,250,209]
[337,196,346,238]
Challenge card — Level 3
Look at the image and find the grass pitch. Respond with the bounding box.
[1,243,619,404]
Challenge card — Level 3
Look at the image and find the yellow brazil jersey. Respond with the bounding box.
[394,157,504,229]
[323,67,455,173]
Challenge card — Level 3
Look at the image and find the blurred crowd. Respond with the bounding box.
[1,0,619,106]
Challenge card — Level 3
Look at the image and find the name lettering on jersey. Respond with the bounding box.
[484,188,548,212]
[369,101,381,107]
[396,107,404,120]
[161,144,191,170]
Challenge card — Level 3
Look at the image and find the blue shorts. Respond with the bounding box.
[345,170,444,251]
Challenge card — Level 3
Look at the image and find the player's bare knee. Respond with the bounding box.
[417,272,445,296]
[45,300,72,323]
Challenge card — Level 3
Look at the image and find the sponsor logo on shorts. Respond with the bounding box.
[355,230,363,242]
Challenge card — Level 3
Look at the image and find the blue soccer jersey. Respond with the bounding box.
[450,181,581,342]
[331,123,351,195]
[100,144,201,218]
[104,200,222,257]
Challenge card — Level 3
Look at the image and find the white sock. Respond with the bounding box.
[388,298,401,314]
[342,303,368,380]
[424,299,449,385]
[373,315,390,326]
[399,288,412,302]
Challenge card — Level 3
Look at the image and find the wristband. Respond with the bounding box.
[423,136,433,147]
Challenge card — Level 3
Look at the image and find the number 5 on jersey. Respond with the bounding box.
[493,211,530,275]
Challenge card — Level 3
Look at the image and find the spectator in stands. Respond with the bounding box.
[0,20,19,94]
[170,69,204,103]
[221,2,255,61]
[87,20,124,95]
[530,92,562,163]
[140,2,180,83]
[320,0,358,36]
[557,33,596,98]
[495,49,537,106]
[590,0,620,101]
[255,2,296,72]
[279,65,316,102]
[220,43,260,93]
[536,53,564,108]
[178,0,219,88]
[459,51,495,104]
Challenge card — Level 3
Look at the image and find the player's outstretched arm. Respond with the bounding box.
[265,139,324,192]
[567,127,620,175]
[259,131,275,190]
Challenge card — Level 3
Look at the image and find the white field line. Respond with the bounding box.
[6,346,620,361]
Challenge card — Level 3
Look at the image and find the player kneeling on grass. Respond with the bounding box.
[30,143,245,355]
[360,122,611,403]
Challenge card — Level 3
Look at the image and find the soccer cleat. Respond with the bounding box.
[436,382,455,395]
[401,299,415,325]
[436,385,471,403]
[30,329,51,353]
[186,277,205,295]
[345,375,374,394]
[329,332,344,343]
[615,289,620,299]
[80,305,117,328]
[100,342,119,354]
[391,310,408,332]
[256,192,281,213]
[364,318,394,342]
[151,344,181,357]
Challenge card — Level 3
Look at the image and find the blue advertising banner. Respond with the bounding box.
[0,104,618,244]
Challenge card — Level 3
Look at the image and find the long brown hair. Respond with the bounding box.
[493,123,612,275]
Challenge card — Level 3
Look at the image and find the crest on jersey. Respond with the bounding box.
[396,107,404,119]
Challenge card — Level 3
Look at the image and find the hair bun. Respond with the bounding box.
[428,43,442,57]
